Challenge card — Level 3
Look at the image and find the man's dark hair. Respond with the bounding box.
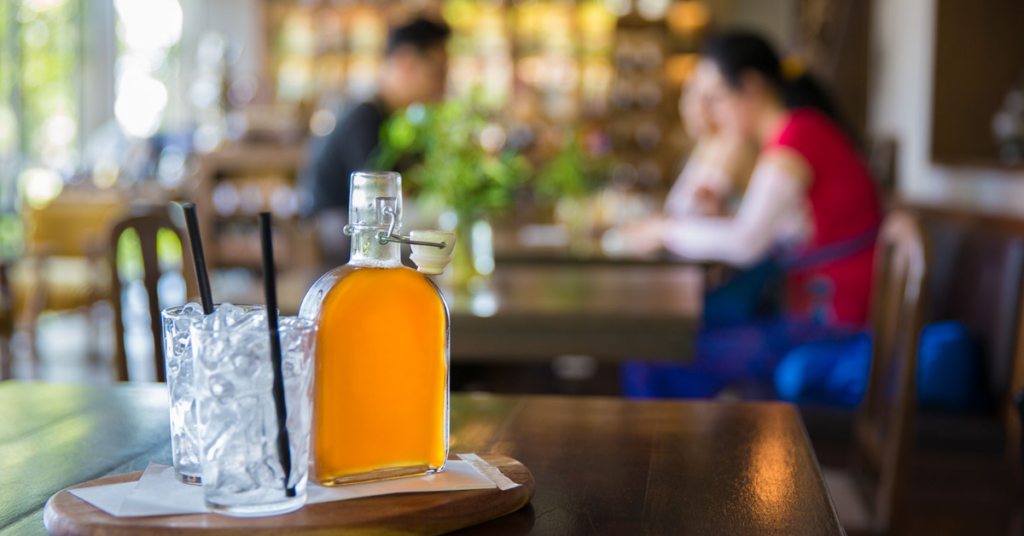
[386,18,451,56]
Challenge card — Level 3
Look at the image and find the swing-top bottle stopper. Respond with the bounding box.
[409,230,456,275]
[341,186,456,274]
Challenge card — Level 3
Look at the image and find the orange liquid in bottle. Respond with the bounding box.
[310,265,449,485]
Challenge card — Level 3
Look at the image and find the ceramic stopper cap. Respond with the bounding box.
[410,230,456,275]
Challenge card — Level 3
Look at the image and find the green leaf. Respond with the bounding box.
[375,95,608,220]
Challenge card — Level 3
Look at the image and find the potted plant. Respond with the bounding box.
[376,99,530,289]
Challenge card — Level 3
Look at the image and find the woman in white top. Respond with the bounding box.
[666,61,758,220]
[623,32,880,399]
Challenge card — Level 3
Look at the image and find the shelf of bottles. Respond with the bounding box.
[265,0,713,191]
[195,141,314,270]
[267,2,385,108]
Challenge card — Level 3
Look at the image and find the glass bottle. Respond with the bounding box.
[299,171,454,485]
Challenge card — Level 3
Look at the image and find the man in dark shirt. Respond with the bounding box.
[308,18,451,215]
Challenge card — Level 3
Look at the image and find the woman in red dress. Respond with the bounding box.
[624,32,882,398]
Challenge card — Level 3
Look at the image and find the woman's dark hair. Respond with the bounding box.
[702,31,842,126]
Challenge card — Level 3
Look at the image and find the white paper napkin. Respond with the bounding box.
[69,457,512,518]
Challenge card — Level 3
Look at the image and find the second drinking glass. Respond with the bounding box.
[161,304,265,484]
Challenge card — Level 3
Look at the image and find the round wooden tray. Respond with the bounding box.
[43,454,534,536]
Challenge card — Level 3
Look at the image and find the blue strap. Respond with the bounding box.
[777,226,879,271]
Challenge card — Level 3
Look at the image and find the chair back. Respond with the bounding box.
[24,188,127,257]
[0,264,14,380]
[1016,390,1024,472]
[854,211,928,535]
[109,206,196,382]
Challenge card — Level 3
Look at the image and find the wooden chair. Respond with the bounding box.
[1009,291,1024,463]
[1013,390,1024,536]
[0,264,15,381]
[18,191,124,374]
[825,211,928,535]
[109,206,196,382]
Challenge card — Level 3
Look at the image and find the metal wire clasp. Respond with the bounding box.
[342,197,447,249]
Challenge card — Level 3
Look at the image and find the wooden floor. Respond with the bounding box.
[813,436,1021,536]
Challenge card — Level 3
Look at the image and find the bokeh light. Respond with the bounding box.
[114,0,182,52]
[0,107,17,153]
[43,113,75,146]
[115,72,168,138]
[157,146,187,188]
[665,53,700,85]
[479,123,507,153]
[22,20,49,48]
[213,182,240,216]
[193,123,224,154]
[637,0,670,21]
[270,186,298,218]
[228,76,258,107]
[20,167,63,209]
[239,184,263,215]
[604,0,631,17]
[113,0,182,139]
[309,109,337,137]
[667,1,711,35]
[26,0,68,11]
[92,159,120,189]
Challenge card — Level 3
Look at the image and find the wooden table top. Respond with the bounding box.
[234,263,703,362]
[445,264,702,361]
[491,226,678,266]
[0,382,842,535]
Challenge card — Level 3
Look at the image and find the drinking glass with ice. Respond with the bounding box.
[161,304,267,484]
[190,304,315,517]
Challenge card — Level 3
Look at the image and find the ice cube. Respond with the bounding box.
[170,378,193,402]
[181,440,200,467]
[249,457,284,488]
[201,416,235,455]
[207,373,235,399]
[173,431,201,466]
[232,311,267,333]
[252,357,275,391]
[219,303,247,325]
[229,349,260,377]
[176,351,193,381]
[166,353,182,376]
[243,409,266,447]
[181,302,204,317]
[172,315,192,335]
[203,302,241,331]
[209,438,259,493]
[196,335,231,369]
[217,470,258,494]
[185,398,198,428]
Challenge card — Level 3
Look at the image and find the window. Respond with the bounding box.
[0,0,80,212]
[113,0,182,139]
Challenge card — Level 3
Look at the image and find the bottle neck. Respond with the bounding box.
[347,171,404,268]
[349,231,401,268]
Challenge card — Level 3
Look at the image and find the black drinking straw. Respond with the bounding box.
[180,203,215,315]
[258,212,295,498]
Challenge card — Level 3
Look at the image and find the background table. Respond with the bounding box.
[445,264,702,361]
[240,264,704,362]
[0,382,842,535]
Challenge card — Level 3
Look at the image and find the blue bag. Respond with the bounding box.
[774,321,979,409]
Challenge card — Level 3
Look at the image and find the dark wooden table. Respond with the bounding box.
[0,382,842,535]
[444,264,702,362]
[491,226,678,266]
[241,263,703,362]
